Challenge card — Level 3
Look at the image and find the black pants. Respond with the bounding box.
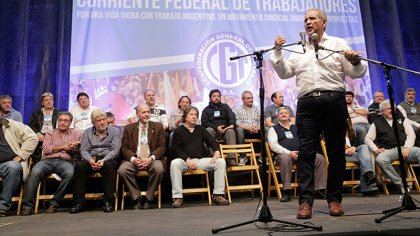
[72,159,118,204]
[296,92,347,204]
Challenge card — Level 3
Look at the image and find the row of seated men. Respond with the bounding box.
[2,87,420,215]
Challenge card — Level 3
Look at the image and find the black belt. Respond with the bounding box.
[300,90,344,99]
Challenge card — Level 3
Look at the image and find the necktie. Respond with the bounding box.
[139,126,149,160]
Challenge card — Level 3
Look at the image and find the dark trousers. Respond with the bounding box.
[72,159,118,205]
[296,92,347,204]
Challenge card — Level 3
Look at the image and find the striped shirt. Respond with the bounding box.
[42,128,83,161]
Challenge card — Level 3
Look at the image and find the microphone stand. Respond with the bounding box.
[320,46,420,223]
[211,41,323,234]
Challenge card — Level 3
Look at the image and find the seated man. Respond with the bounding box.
[201,89,237,165]
[268,107,326,202]
[0,95,23,122]
[346,91,370,146]
[21,112,82,215]
[28,92,60,164]
[126,89,169,130]
[70,109,121,213]
[398,88,420,143]
[69,92,99,132]
[234,91,260,165]
[367,91,385,124]
[264,91,295,135]
[0,118,38,217]
[170,106,229,208]
[169,96,192,132]
[345,118,378,197]
[119,104,165,210]
[365,100,420,193]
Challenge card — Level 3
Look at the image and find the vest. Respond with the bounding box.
[373,116,406,149]
[399,101,420,123]
[273,123,299,151]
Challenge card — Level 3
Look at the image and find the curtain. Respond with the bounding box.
[0,0,419,123]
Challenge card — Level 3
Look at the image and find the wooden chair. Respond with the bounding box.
[377,160,420,195]
[181,169,212,205]
[219,143,263,203]
[320,140,361,193]
[245,138,262,162]
[35,172,119,213]
[120,171,161,209]
[265,142,299,201]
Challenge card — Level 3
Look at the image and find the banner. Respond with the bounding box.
[70,0,370,124]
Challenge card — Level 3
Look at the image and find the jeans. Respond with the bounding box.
[345,144,378,192]
[0,161,23,210]
[296,92,347,204]
[375,147,420,186]
[22,158,74,208]
[354,123,370,146]
[235,127,260,144]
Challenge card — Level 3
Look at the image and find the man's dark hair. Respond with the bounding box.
[76,92,89,101]
[345,91,354,97]
[209,89,221,98]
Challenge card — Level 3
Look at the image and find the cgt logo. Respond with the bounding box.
[195,32,255,88]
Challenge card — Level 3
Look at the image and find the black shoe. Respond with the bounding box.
[142,200,153,210]
[362,190,379,197]
[314,190,327,200]
[134,197,144,210]
[20,206,33,216]
[103,202,113,213]
[281,194,291,202]
[363,171,376,186]
[70,203,86,214]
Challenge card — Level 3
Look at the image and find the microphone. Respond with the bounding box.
[312,33,319,59]
[299,31,306,53]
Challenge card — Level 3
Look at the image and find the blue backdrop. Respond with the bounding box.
[0,0,419,123]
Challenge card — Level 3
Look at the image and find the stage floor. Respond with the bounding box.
[1,194,420,235]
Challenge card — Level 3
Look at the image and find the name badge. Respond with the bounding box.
[411,106,417,114]
[214,110,220,117]
[81,112,88,120]
[285,131,293,139]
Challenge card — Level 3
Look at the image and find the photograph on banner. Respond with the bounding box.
[70,0,370,125]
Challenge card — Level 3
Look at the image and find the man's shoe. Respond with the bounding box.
[172,198,183,208]
[212,195,229,206]
[280,194,291,202]
[46,204,58,213]
[328,201,344,216]
[227,159,238,167]
[362,190,379,197]
[297,201,312,219]
[69,203,85,214]
[0,209,7,217]
[142,200,153,210]
[238,156,248,166]
[20,206,33,216]
[134,197,144,210]
[103,202,113,213]
[363,171,377,186]
[314,190,327,200]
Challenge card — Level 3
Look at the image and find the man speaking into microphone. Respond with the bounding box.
[270,8,367,219]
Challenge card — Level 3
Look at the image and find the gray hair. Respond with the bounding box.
[41,92,54,101]
[241,90,253,99]
[379,99,391,113]
[0,95,12,102]
[306,8,327,22]
[91,109,107,124]
[143,89,155,97]
[405,88,416,93]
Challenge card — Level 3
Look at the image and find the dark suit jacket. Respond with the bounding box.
[121,121,166,161]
